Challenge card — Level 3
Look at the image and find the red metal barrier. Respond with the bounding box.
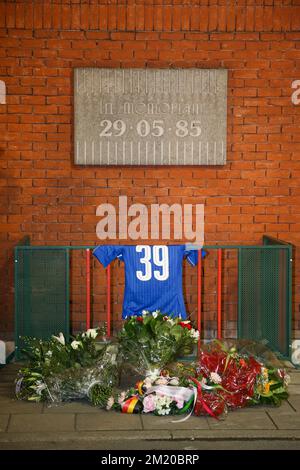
[86,249,91,330]
[107,264,111,337]
[217,248,222,340]
[197,249,202,352]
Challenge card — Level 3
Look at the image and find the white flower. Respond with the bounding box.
[35,381,46,395]
[71,340,82,350]
[52,333,65,346]
[146,368,161,381]
[155,395,173,415]
[142,310,149,316]
[210,372,222,384]
[167,318,175,326]
[84,328,98,339]
[152,311,159,319]
[190,328,200,341]
[106,396,114,410]
[169,377,179,386]
[46,350,53,357]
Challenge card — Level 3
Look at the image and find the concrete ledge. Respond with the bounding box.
[0,429,300,444]
[0,430,173,443]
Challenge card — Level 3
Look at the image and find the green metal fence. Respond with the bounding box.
[14,246,70,359]
[238,236,292,359]
[14,236,293,360]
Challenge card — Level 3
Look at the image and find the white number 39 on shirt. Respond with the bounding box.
[136,245,169,281]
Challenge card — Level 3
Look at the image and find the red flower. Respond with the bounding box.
[136,317,143,323]
[179,321,192,330]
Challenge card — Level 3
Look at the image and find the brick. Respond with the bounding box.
[1,5,300,336]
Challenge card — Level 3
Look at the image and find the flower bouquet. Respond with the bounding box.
[189,340,290,417]
[117,310,199,377]
[97,372,195,416]
[15,328,120,405]
[107,341,290,419]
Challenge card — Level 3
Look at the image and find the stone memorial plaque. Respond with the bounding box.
[74,68,227,166]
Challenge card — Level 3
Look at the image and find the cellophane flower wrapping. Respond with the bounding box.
[113,372,195,416]
[117,311,199,377]
[191,340,289,417]
[15,329,120,405]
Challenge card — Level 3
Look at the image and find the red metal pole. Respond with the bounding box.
[107,264,111,337]
[197,249,202,354]
[86,249,91,330]
[217,248,222,340]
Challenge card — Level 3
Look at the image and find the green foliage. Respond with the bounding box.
[88,384,113,408]
[16,328,119,404]
[254,367,289,407]
[118,311,199,374]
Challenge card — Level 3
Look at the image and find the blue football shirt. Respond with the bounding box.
[93,244,205,319]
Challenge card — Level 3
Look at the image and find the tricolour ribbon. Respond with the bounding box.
[121,396,139,413]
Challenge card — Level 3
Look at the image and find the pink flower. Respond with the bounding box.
[155,377,168,386]
[143,394,156,413]
[176,400,184,409]
[143,377,153,390]
[118,391,126,405]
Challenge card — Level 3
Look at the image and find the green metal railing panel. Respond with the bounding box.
[262,235,293,359]
[15,247,70,359]
[238,241,291,359]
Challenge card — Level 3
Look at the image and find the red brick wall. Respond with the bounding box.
[1,1,300,337]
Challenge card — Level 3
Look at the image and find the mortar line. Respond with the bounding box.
[265,411,279,430]
[5,414,12,432]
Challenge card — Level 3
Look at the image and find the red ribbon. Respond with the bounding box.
[189,377,219,420]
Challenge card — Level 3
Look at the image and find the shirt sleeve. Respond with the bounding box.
[184,248,207,266]
[93,245,123,267]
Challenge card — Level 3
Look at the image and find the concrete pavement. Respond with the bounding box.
[0,362,300,450]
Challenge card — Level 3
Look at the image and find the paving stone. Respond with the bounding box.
[8,413,75,433]
[0,381,15,387]
[0,399,43,414]
[0,415,9,432]
[76,411,142,431]
[290,373,300,385]
[287,385,300,395]
[43,402,104,414]
[141,414,209,430]
[287,395,300,411]
[268,411,300,430]
[0,385,15,399]
[208,411,276,430]
[232,401,293,413]
[0,374,18,384]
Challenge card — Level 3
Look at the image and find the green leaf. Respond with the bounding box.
[272,386,286,395]
[170,325,183,341]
